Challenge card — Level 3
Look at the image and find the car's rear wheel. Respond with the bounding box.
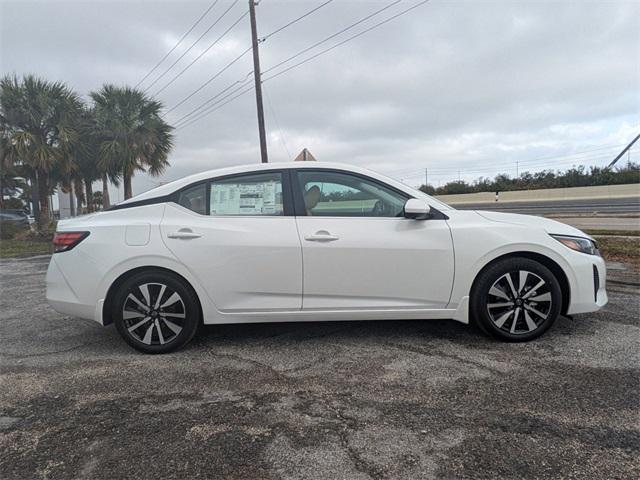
[113,271,200,353]
[471,257,562,342]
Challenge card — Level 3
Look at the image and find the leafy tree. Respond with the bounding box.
[90,85,173,200]
[0,75,82,230]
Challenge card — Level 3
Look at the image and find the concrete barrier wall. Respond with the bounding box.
[434,183,640,204]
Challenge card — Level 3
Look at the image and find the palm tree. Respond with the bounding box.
[68,107,101,213]
[75,106,122,211]
[97,165,123,209]
[0,136,18,210]
[0,75,82,230]
[91,85,173,200]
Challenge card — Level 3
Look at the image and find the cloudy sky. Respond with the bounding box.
[1,0,639,200]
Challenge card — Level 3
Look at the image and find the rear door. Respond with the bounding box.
[161,170,303,312]
[292,168,454,310]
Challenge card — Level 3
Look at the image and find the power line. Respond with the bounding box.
[264,85,292,160]
[135,1,220,89]
[176,83,255,130]
[164,46,252,115]
[165,0,336,122]
[385,143,628,177]
[175,0,429,130]
[263,0,431,83]
[397,153,618,178]
[263,0,335,40]
[174,76,258,129]
[143,0,241,93]
[263,0,403,77]
[390,149,634,182]
[177,85,255,130]
[173,74,253,125]
[153,9,249,97]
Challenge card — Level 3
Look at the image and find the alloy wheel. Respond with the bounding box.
[486,270,552,334]
[121,282,186,345]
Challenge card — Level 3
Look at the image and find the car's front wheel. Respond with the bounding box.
[113,271,200,353]
[471,257,562,342]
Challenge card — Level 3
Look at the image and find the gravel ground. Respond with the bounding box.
[0,256,638,479]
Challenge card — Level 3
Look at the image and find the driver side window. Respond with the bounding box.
[296,170,407,217]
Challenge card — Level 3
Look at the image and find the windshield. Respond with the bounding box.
[367,169,454,210]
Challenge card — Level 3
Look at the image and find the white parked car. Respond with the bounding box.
[46,162,607,353]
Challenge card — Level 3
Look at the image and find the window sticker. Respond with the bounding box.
[211,181,279,215]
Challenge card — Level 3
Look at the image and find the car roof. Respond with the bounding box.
[115,161,452,210]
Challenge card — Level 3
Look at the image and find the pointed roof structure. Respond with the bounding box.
[294,148,317,162]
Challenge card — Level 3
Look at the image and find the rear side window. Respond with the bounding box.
[177,183,206,215]
[209,172,284,216]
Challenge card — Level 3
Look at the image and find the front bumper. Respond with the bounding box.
[566,253,607,315]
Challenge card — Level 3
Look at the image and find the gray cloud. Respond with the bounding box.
[1,0,639,195]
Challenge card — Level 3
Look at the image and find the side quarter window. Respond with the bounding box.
[177,183,207,215]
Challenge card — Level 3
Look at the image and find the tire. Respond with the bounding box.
[113,270,200,354]
[470,257,562,342]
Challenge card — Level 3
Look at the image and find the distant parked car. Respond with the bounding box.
[46,162,607,353]
[0,210,29,227]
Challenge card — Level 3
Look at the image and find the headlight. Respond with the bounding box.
[551,234,599,255]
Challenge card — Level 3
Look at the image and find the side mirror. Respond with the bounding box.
[404,198,431,220]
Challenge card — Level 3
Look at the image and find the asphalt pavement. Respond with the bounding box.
[0,256,639,479]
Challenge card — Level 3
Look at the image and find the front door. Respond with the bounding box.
[292,169,454,310]
[161,170,302,312]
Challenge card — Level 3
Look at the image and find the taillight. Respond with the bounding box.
[52,231,90,253]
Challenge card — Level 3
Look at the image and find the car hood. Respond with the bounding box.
[474,210,592,239]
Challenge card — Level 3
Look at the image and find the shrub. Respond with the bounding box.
[0,219,28,240]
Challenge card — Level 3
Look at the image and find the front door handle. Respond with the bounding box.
[167,228,202,239]
[305,230,339,242]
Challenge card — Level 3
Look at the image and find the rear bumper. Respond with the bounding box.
[46,255,100,323]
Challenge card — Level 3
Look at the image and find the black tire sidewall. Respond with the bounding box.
[471,258,562,342]
[113,271,200,354]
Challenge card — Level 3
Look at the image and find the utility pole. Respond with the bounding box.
[516,161,519,177]
[249,0,268,163]
[424,168,428,188]
[608,133,639,168]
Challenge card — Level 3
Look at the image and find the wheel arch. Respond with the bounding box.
[102,266,204,326]
[470,251,571,315]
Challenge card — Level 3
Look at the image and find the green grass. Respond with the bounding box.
[597,236,640,267]
[0,239,51,258]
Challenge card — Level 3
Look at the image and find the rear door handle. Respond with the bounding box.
[167,228,202,239]
[305,230,339,242]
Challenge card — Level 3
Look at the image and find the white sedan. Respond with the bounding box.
[46,162,607,353]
